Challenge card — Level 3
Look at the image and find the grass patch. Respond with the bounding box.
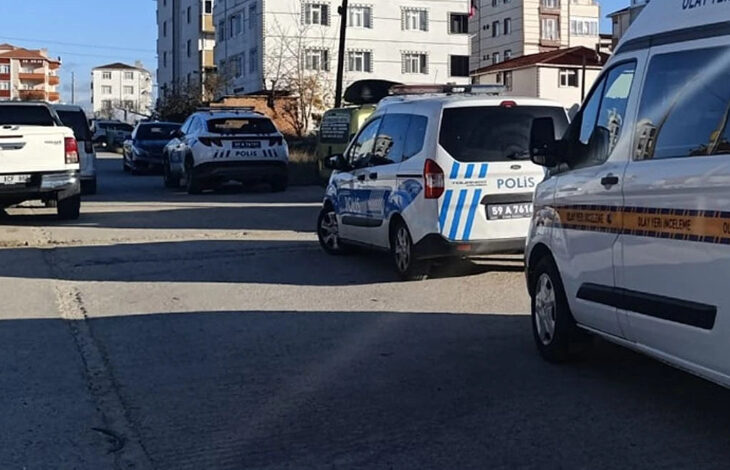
[288,148,321,186]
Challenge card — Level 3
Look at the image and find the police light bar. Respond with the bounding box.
[389,84,505,96]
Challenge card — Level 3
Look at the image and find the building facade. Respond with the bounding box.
[0,44,61,103]
[157,0,217,98]
[213,0,471,97]
[608,0,649,49]
[469,0,600,73]
[91,63,153,121]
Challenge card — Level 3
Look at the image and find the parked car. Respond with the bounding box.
[91,120,133,149]
[53,104,97,194]
[0,102,81,219]
[122,121,180,174]
[163,108,289,194]
[317,84,569,280]
[525,3,730,387]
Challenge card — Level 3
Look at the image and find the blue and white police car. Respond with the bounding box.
[318,85,569,280]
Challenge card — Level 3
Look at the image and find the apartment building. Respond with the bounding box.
[0,44,61,103]
[91,63,153,121]
[157,0,217,98]
[213,0,471,97]
[469,0,600,72]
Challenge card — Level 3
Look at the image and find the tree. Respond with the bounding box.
[156,70,233,122]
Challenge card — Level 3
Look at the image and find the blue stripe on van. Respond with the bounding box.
[438,190,453,232]
[449,190,468,240]
[462,189,483,241]
[450,162,461,179]
[464,164,475,179]
[479,163,489,178]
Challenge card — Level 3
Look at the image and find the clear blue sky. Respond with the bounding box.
[2,0,627,111]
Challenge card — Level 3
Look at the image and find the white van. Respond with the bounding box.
[525,4,730,387]
[318,85,569,280]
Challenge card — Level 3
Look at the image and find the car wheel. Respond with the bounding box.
[185,161,203,195]
[531,256,591,363]
[57,195,81,220]
[390,220,429,281]
[163,160,180,188]
[317,206,349,255]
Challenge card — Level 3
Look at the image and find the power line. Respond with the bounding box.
[0,35,156,53]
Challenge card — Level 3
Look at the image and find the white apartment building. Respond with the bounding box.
[91,63,153,121]
[213,0,471,97]
[469,0,600,72]
[157,0,217,98]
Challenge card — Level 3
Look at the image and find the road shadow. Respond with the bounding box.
[3,310,727,469]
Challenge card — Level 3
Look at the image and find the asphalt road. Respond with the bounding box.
[1,153,729,470]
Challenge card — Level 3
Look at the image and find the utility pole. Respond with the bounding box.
[334,0,348,108]
[71,72,75,104]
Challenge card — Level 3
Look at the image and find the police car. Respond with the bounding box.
[525,3,730,387]
[163,108,289,194]
[318,85,569,280]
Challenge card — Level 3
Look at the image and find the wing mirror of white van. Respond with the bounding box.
[530,117,560,167]
[324,154,349,171]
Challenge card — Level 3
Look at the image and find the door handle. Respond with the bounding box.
[601,175,620,187]
[369,172,378,180]
[357,174,366,182]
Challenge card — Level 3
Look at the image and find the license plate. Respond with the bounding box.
[0,174,30,185]
[232,141,261,149]
[487,202,533,220]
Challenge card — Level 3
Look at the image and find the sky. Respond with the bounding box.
[2,0,628,112]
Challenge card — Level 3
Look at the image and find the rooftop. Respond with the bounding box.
[472,47,609,76]
[93,62,148,72]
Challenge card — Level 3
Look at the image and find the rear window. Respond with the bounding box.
[439,106,569,162]
[136,123,180,140]
[0,105,56,126]
[57,110,91,141]
[320,110,352,143]
[207,118,276,135]
[98,122,133,132]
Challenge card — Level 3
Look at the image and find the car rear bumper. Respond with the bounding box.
[193,161,288,181]
[0,171,80,203]
[413,234,525,260]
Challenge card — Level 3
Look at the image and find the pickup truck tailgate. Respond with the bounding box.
[0,126,69,173]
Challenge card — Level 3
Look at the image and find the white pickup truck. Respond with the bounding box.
[0,102,81,219]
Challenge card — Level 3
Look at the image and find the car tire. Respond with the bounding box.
[317,206,349,255]
[390,220,429,281]
[81,178,97,195]
[530,256,591,363]
[185,161,203,195]
[163,160,180,189]
[57,195,81,220]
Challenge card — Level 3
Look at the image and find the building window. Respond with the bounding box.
[449,13,468,34]
[249,3,257,30]
[571,17,598,36]
[402,9,428,31]
[347,50,372,72]
[450,55,469,77]
[204,0,213,14]
[163,21,167,37]
[305,48,329,71]
[186,39,191,57]
[541,0,559,8]
[102,71,112,80]
[541,17,559,41]
[249,47,258,73]
[102,100,112,109]
[124,71,134,80]
[304,3,329,25]
[239,52,246,76]
[123,86,134,94]
[559,69,579,87]
[102,86,112,95]
[349,5,372,28]
[0,82,10,91]
[186,6,191,23]
[402,53,427,74]
[163,52,167,68]
[0,65,9,74]
[504,18,511,35]
[492,52,500,64]
[504,71,513,91]
[492,21,500,37]
[230,14,241,37]
[218,20,225,41]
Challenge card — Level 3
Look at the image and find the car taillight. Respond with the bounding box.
[424,159,445,199]
[65,137,79,164]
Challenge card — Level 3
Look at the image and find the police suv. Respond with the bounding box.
[163,108,289,194]
[318,85,569,280]
[525,3,730,387]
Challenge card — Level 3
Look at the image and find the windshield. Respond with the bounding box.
[207,118,276,135]
[0,105,56,126]
[136,123,179,140]
[57,110,92,141]
[439,106,569,162]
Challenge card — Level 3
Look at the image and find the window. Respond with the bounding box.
[504,71,513,91]
[0,65,9,74]
[403,9,428,31]
[450,13,468,34]
[304,3,329,25]
[239,52,246,76]
[102,71,112,80]
[372,114,411,165]
[348,118,382,168]
[204,0,213,14]
[450,55,469,77]
[504,50,512,60]
[102,86,112,95]
[402,53,427,74]
[230,14,241,37]
[305,48,329,71]
[186,39,191,57]
[570,17,598,36]
[249,3,257,30]
[565,61,637,168]
[403,115,428,159]
[559,69,579,88]
[541,17,559,41]
[101,100,112,110]
[542,0,559,7]
[492,21,500,37]
[123,86,134,94]
[492,52,500,64]
[349,5,372,28]
[124,71,134,80]
[234,55,243,77]
[635,47,730,160]
[186,6,191,23]
[0,82,9,91]
[163,51,168,68]
[249,47,258,73]
[504,18,511,35]
[218,21,225,41]
[163,21,167,37]
[347,50,372,73]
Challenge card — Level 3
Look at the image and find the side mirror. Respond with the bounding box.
[172,129,183,138]
[530,117,560,167]
[324,154,348,171]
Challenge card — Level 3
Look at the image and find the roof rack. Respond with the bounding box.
[389,84,505,96]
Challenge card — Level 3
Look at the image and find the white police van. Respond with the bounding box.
[525,2,730,387]
[318,85,569,280]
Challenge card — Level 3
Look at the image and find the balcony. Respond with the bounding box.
[539,1,561,13]
[19,73,46,82]
[19,89,46,100]
[48,75,60,86]
[202,50,215,68]
[48,92,60,102]
[202,14,214,33]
